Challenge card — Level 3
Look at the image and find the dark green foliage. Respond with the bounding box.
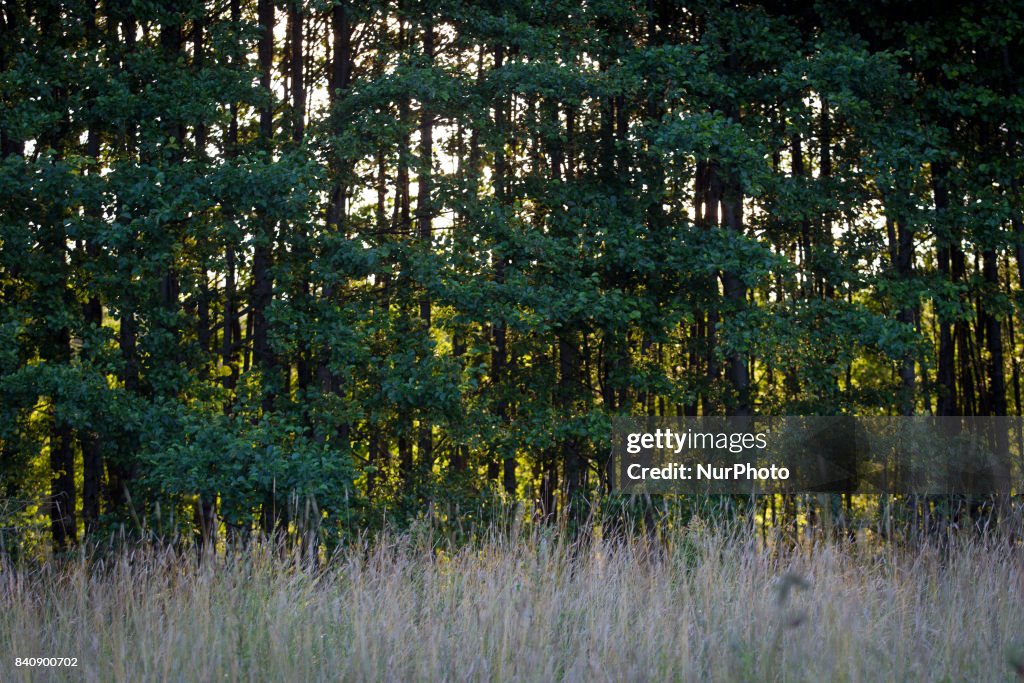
[1,0,1022,553]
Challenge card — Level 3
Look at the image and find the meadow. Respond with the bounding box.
[2,526,1022,682]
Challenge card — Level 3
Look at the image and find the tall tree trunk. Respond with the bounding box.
[888,212,916,416]
[932,161,958,416]
[416,20,435,473]
[78,0,104,536]
[253,0,275,404]
[489,44,512,490]
[394,17,414,484]
[289,3,305,143]
[289,1,312,401]
[47,312,75,550]
[981,248,1007,417]
[320,0,352,301]
[559,334,585,530]
[190,6,216,550]
[81,127,103,536]
[721,166,749,416]
[221,0,243,404]
[819,99,836,300]
[44,117,76,550]
[449,48,485,475]
[32,4,79,551]
[255,0,279,538]
[316,0,352,452]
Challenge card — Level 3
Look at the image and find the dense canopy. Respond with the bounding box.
[2,0,1023,553]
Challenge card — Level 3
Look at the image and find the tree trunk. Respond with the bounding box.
[255,0,278,538]
[78,1,104,536]
[316,1,352,453]
[888,213,916,416]
[253,0,275,409]
[559,334,585,530]
[981,249,1007,417]
[490,44,513,491]
[416,21,435,473]
[932,161,958,416]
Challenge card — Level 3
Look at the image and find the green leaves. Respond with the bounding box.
[3,0,1023,549]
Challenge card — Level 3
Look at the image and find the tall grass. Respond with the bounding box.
[1,527,1022,682]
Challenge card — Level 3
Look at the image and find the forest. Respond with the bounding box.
[3,1,1024,680]
[3,0,1024,555]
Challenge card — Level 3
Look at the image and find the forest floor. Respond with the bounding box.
[1,526,1022,682]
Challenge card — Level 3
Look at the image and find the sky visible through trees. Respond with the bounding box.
[1,0,1023,553]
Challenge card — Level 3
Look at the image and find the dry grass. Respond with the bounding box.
[1,527,1022,682]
